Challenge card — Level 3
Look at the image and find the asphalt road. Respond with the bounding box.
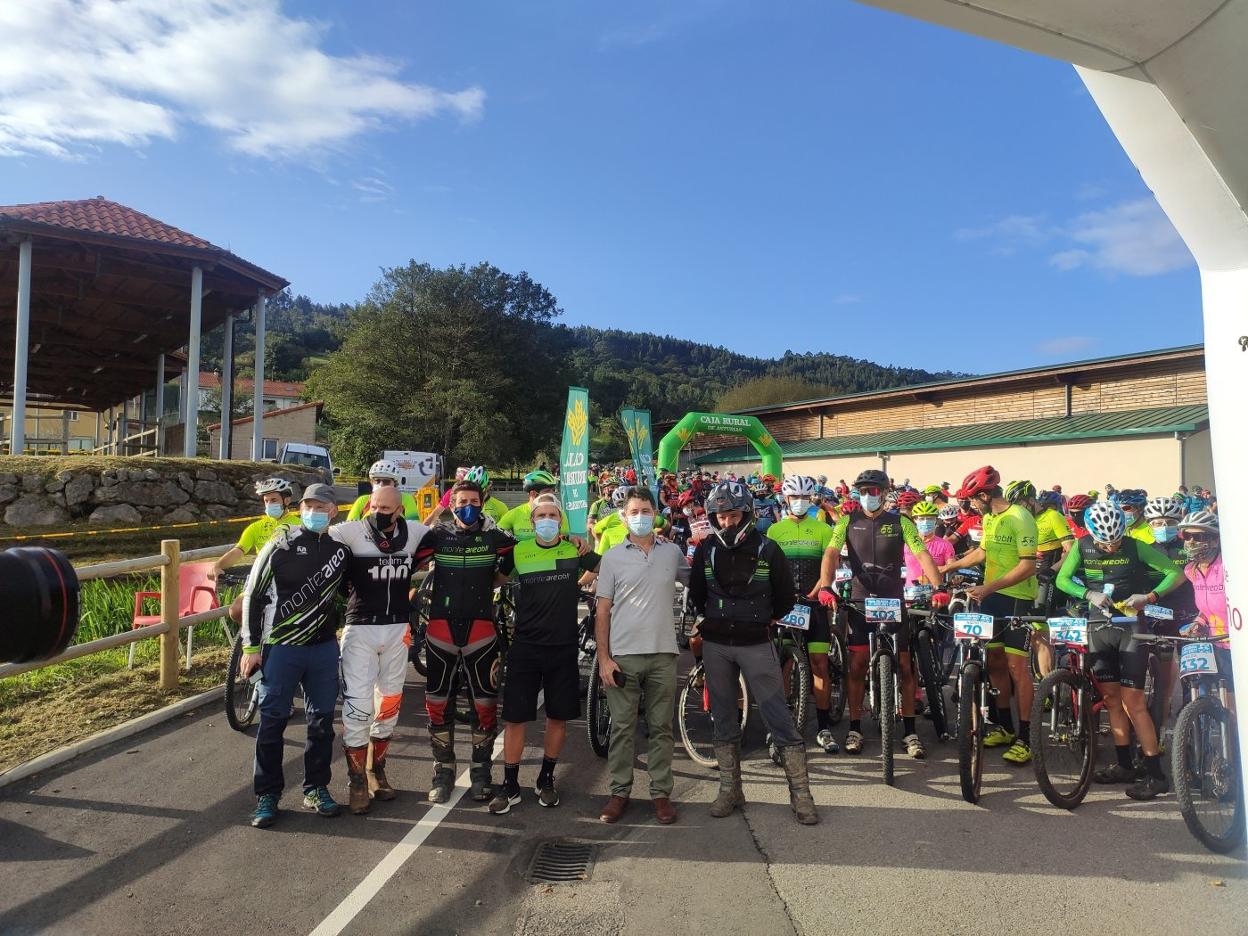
[1,654,1243,936]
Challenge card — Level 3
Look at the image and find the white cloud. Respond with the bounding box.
[352,176,395,203]
[0,0,484,160]
[1053,198,1193,276]
[1035,336,1099,357]
[954,214,1049,244]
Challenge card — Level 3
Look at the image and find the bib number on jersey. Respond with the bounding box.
[954,612,994,641]
[1180,642,1218,675]
[865,597,902,623]
[1048,617,1089,647]
[780,603,811,631]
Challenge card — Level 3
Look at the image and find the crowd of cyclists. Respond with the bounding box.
[218,454,1230,828]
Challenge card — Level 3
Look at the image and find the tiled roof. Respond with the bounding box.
[198,373,305,397]
[0,196,215,250]
[692,404,1210,464]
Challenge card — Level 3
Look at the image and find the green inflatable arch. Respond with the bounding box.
[657,412,783,478]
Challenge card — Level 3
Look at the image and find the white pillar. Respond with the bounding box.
[10,238,32,455]
[184,265,203,457]
[251,290,266,461]
[155,354,166,455]
[95,410,102,451]
[119,397,129,456]
[219,313,234,459]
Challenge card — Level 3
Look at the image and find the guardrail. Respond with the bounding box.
[0,539,234,688]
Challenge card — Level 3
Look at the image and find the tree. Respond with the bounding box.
[307,262,571,473]
[716,376,840,412]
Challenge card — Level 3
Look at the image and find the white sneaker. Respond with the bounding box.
[816,729,840,754]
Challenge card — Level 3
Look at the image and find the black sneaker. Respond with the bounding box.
[488,784,522,815]
[1093,764,1136,784]
[535,779,560,808]
[1126,774,1170,801]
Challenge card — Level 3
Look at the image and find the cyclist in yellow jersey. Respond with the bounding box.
[1026,487,1073,675]
[1117,489,1154,543]
[942,467,1039,765]
[499,470,570,541]
[210,477,301,621]
[346,459,422,521]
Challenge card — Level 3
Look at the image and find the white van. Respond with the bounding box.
[279,442,335,485]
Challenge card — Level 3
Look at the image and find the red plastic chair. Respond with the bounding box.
[129,562,219,669]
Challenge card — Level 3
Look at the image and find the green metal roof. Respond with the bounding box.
[692,404,1210,465]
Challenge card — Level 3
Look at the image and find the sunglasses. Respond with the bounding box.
[1181,531,1217,543]
[857,486,883,497]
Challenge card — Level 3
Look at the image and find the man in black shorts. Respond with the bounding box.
[490,495,600,814]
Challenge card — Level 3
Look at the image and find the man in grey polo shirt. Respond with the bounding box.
[595,487,686,825]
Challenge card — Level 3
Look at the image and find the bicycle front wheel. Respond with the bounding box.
[678,665,750,769]
[957,661,984,803]
[1174,696,1245,854]
[914,628,947,739]
[1030,668,1095,810]
[224,634,258,732]
[780,641,812,736]
[825,633,848,726]
[586,663,611,758]
[877,655,896,786]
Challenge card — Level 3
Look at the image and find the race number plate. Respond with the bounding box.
[1048,617,1089,647]
[835,565,853,583]
[1180,642,1218,675]
[780,603,811,631]
[904,584,932,603]
[690,519,712,541]
[954,612,994,641]
[1144,604,1174,621]
[865,597,902,623]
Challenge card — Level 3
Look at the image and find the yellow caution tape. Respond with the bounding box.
[0,503,356,542]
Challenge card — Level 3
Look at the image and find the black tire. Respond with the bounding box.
[914,628,947,739]
[825,633,848,727]
[780,641,812,736]
[678,665,749,769]
[1173,696,1246,854]
[408,575,433,677]
[224,634,258,732]
[586,663,611,758]
[957,661,984,803]
[877,654,896,786]
[1030,669,1095,810]
[1144,653,1168,749]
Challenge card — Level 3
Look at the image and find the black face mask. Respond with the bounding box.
[372,511,398,532]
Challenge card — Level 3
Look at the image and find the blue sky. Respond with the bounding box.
[0,0,1201,371]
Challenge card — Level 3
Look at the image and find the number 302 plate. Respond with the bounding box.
[953,612,994,641]
[780,603,811,631]
[1180,642,1218,675]
[865,597,902,623]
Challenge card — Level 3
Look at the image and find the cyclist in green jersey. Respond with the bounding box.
[942,467,1040,765]
[588,478,619,527]
[462,466,509,524]
[211,477,301,623]
[498,470,570,541]
[346,460,422,521]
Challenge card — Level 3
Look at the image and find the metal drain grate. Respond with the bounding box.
[526,840,596,883]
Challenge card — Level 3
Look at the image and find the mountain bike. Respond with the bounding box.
[677,654,750,769]
[218,567,259,732]
[407,571,434,677]
[581,591,612,758]
[954,611,1047,803]
[847,597,908,786]
[766,604,814,764]
[907,586,949,740]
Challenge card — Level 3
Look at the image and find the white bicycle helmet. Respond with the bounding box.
[368,459,400,481]
[780,475,819,498]
[938,504,959,522]
[1144,495,1185,521]
[464,465,490,489]
[1084,501,1126,544]
[611,486,631,507]
[1177,509,1219,535]
[254,477,294,497]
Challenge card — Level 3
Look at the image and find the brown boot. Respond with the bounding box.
[367,738,396,801]
[709,742,744,818]
[343,745,371,815]
[778,744,819,825]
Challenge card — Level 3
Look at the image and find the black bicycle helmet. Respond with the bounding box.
[853,468,890,489]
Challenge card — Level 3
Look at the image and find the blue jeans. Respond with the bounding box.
[253,640,340,797]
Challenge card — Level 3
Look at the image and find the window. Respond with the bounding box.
[262,438,279,460]
[66,410,79,422]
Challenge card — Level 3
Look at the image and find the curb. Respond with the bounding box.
[0,684,223,791]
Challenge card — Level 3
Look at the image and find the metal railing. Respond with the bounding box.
[0,539,234,688]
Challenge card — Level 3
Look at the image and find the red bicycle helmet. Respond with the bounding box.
[676,490,695,508]
[1065,494,1093,514]
[897,490,922,509]
[956,466,1001,499]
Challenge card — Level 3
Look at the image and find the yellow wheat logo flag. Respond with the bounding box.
[567,397,588,447]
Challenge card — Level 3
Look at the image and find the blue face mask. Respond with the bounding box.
[915,519,937,536]
[1152,524,1176,544]
[861,494,882,512]
[453,504,482,526]
[534,518,561,542]
[301,509,329,532]
[264,502,284,519]
[626,514,654,536]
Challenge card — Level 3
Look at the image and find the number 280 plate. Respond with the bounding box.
[780,603,811,631]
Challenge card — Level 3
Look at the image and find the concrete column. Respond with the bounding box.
[60,409,69,455]
[184,266,203,457]
[251,290,266,461]
[155,354,166,454]
[219,312,234,459]
[95,410,102,451]
[10,238,32,455]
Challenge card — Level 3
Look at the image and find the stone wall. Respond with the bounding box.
[0,457,326,528]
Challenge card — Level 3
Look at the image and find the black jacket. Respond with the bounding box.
[689,529,795,645]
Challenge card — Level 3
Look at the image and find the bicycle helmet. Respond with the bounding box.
[1177,509,1219,535]
[911,501,940,518]
[1084,501,1126,545]
[923,484,942,496]
[956,465,1000,499]
[1004,479,1037,504]
[1036,490,1063,510]
[780,475,819,498]
[523,469,558,492]
[897,490,922,510]
[611,485,631,507]
[1066,493,1093,514]
[1144,495,1184,521]
[368,460,400,481]
[464,465,491,489]
[883,491,899,509]
[254,477,294,498]
[1117,488,1148,510]
[853,468,890,490]
[938,504,959,522]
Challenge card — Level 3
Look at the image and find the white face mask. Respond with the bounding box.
[789,498,811,516]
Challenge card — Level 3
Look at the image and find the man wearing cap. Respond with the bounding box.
[240,483,352,829]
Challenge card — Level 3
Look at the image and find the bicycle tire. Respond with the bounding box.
[678,666,749,769]
[408,576,433,677]
[224,634,258,732]
[957,661,983,803]
[825,633,848,727]
[780,641,812,735]
[1173,696,1246,854]
[878,654,896,786]
[914,629,947,739]
[1144,653,1167,749]
[1030,668,1095,810]
[586,663,611,758]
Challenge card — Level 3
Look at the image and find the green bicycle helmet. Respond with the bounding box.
[1004,479,1037,504]
[523,469,558,492]
[910,501,940,518]
[464,465,491,490]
